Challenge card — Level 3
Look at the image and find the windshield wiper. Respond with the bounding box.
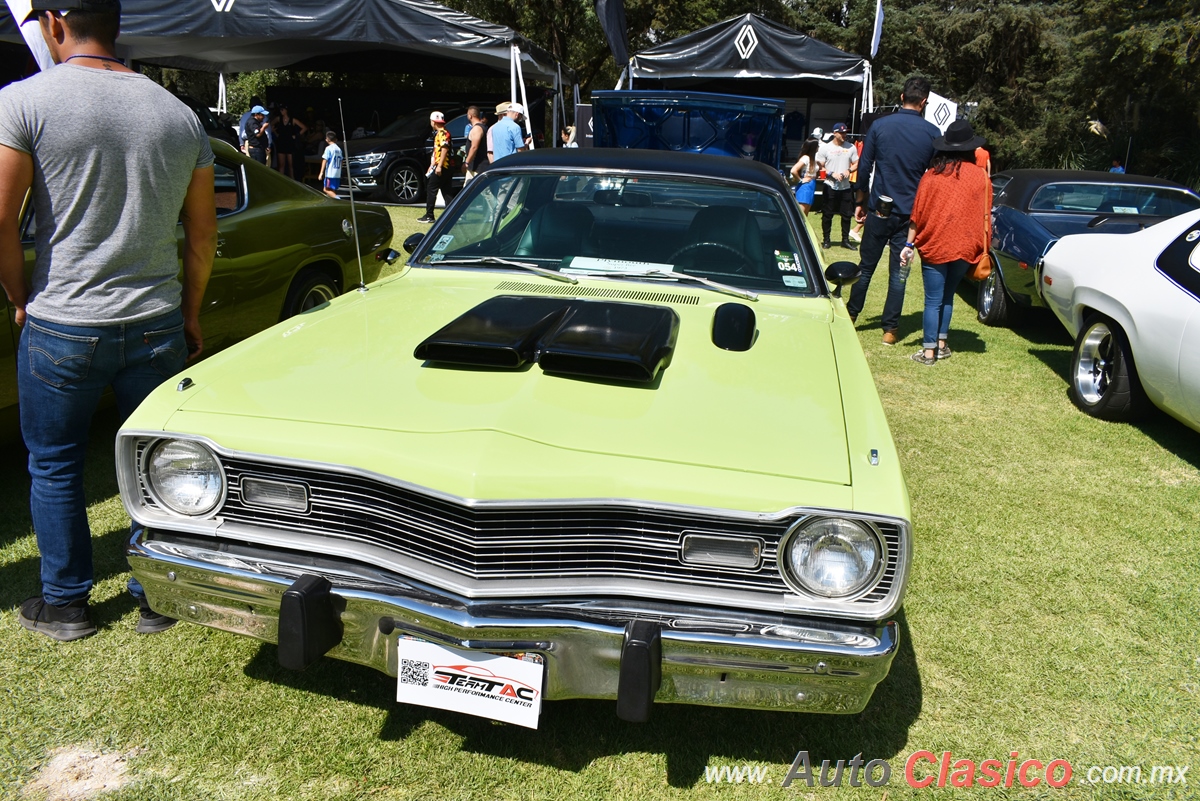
[562,268,758,301]
[433,257,578,284]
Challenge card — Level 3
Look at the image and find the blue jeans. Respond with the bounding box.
[846,212,911,331]
[18,308,187,605]
[920,260,970,350]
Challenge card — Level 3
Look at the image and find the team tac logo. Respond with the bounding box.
[734,24,759,60]
[432,665,539,705]
[211,0,236,11]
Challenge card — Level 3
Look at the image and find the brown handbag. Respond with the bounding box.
[968,251,992,281]
[968,202,994,280]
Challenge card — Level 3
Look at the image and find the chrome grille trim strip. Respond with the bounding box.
[118,432,910,620]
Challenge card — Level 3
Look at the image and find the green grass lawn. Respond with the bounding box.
[2,221,1198,799]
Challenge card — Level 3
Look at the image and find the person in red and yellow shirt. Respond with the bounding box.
[418,111,451,223]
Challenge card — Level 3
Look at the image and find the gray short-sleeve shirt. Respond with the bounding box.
[0,65,214,326]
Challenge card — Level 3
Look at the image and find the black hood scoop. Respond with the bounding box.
[414,295,679,383]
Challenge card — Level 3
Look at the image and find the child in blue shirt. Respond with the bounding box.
[318,131,343,198]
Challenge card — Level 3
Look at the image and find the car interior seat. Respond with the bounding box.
[674,205,765,275]
[513,203,595,261]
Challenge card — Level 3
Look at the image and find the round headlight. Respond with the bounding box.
[145,439,224,516]
[781,518,884,598]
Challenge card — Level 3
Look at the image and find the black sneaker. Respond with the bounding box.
[821,240,832,249]
[19,596,96,642]
[136,597,177,634]
[416,214,435,224]
[841,241,858,251]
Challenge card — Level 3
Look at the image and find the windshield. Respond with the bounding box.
[376,110,453,140]
[417,171,818,295]
[1028,183,1200,216]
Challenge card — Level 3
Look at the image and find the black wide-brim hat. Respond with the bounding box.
[933,119,985,152]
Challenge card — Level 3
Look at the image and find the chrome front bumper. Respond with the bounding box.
[129,530,899,716]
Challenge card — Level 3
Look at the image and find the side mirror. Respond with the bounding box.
[824,261,862,297]
[375,248,402,265]
[402,233,425,254]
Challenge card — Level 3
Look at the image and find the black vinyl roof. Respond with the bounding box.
[994,169,1196,210]
[480,148,789,189]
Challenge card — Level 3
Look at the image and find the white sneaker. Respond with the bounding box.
[848,229,862,242]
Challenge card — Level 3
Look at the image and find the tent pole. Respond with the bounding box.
[510,45,519,105]
[552,66,561,147]
[514,45,533,149]
[217,72,227,116]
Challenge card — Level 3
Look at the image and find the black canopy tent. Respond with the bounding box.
[626,14,871,107]
[1,0,575,141]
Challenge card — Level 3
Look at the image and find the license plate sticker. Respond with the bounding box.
[396,638,544,729]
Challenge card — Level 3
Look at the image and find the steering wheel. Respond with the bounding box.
[668,241,754,273]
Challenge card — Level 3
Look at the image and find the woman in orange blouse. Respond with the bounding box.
[900,120,992,365]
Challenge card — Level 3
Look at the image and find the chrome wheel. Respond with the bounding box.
[282,272,339,319]
[388,165,421,203]
[1068,314,1150,421]
[298,281,337,313]
[975,262,1011,326]
[1074,321,1115,405]
[979,271,997,317]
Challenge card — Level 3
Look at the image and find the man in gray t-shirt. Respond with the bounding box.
[0,0,217,642]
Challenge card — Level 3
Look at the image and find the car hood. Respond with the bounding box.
[136,268,856,501]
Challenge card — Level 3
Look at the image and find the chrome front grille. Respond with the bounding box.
[188,456,904,605]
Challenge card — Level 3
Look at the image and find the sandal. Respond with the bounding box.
[910,350,937,366]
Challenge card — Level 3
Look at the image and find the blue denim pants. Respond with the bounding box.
[846,212,911,332]
[920,260,970,350]
[18,308,187,605]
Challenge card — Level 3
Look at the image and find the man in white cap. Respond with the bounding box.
[417,110,450,223]
[490,102,527,162]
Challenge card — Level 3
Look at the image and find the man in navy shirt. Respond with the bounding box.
[847,77,941,345]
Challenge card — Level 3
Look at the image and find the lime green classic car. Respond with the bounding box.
[116,149,910,726]
[0,139,394,439]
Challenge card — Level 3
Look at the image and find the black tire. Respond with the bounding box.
[1069,314,1150,421]
[281,271,338,320]
[385,162,422,204]
[976,265,1014,326]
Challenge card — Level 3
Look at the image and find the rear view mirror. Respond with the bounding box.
[824,261,861,297]
[403,233,425,254]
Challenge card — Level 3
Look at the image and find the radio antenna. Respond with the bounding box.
[338,97,367,293]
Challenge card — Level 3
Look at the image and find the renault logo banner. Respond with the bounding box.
[734,23,759,60]
[924,91,958,134]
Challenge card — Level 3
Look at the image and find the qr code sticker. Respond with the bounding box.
[400,658,430,686]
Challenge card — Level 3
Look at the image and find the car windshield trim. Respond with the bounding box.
[433,256,579,284]
[560,267,758,301]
